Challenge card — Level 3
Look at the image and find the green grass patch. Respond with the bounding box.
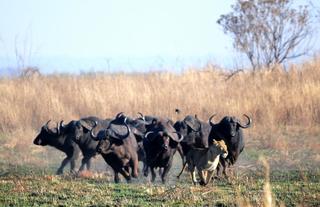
[0,169,319,206]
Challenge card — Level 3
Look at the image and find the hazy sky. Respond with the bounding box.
[0,0,318,74]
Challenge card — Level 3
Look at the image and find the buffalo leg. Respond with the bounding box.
[114,171,120,183]
[151,168,156,182]
[217,158,228,178]
[86,158,92,171]
[161,164,172,184]
[69,149,80,174]
[78,158,86,172]
[56,156,70,175]
[79,156,91,172]
[161,155,174,184]
[131,155,139,178]
[69,158,77,174]
[143,166,149,177]
[119,168,131,183]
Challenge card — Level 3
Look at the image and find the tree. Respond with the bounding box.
[217,0,313,70]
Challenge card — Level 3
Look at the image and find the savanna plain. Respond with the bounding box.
[0,59,320,206]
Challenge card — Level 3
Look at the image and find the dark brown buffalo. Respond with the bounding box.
[174,115,212,161]
[33,120,81,174]
[91,113,139,183]
[61,116,111,172]
[143,118,184,183]
[208,114,252,177]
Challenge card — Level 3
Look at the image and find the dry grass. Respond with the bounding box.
[1,58,320,132]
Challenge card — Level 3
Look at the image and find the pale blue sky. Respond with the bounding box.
[0,0,318,74]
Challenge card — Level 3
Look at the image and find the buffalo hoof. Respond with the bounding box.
[126,177,132,183]
[143,169,149,177]
[56,170,63,175]
[199,180,206,186]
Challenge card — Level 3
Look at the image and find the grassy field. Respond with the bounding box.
[0,58,320,206]
[0,158,319,206]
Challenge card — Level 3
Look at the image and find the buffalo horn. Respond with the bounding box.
[194,114,202,132]
[174,132,184,142]
[90,121,100,140]
[144,131,154,139]
[208,114,216,126]
[137,112,145,121]
[58,120,65,135]
[44,120,51,130]
[238,114,252,128]
[59,120,66,129]
[56,122,60,135]
[115,112,124,119]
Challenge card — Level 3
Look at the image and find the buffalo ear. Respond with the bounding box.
[151,119,157,126]
[167,119,174,125]
[79,119,95,130]
[184,115,201,132]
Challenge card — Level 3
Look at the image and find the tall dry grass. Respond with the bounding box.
[1,58,320,133]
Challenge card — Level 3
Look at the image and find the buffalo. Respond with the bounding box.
[173,114,212,163]
[91,113,139,183]
[33,120,81,174]
[143,118,183,183]
[62,116,111,172]
[208,114,252,177]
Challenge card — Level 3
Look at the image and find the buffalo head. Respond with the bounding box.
[209,114,251,138]
[72,119,97,141]
[174,115,202,138]
[91,115,131,154]
[33,120,60,146]
[144,118,183,150]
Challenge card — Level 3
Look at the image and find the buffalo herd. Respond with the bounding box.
[33,110,251,185]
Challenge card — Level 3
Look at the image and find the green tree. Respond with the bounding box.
[217,0,312,70]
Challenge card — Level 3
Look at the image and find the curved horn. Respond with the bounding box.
[90,121,100,140]
[194,114,202,132]
[56,122,60,135]
[174,132,184,142]
[208,114,216,126]
[90,130,98,140]
[115,112,124,119]
[59,120,66,129]
[137,112,145,120]
[144,131,154,139]
[58,120,66,135]
[238,114,252,128]
[44,120,51,130]
[44,120,58,135]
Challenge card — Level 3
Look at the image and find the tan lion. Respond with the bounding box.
[177,140,228,186]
